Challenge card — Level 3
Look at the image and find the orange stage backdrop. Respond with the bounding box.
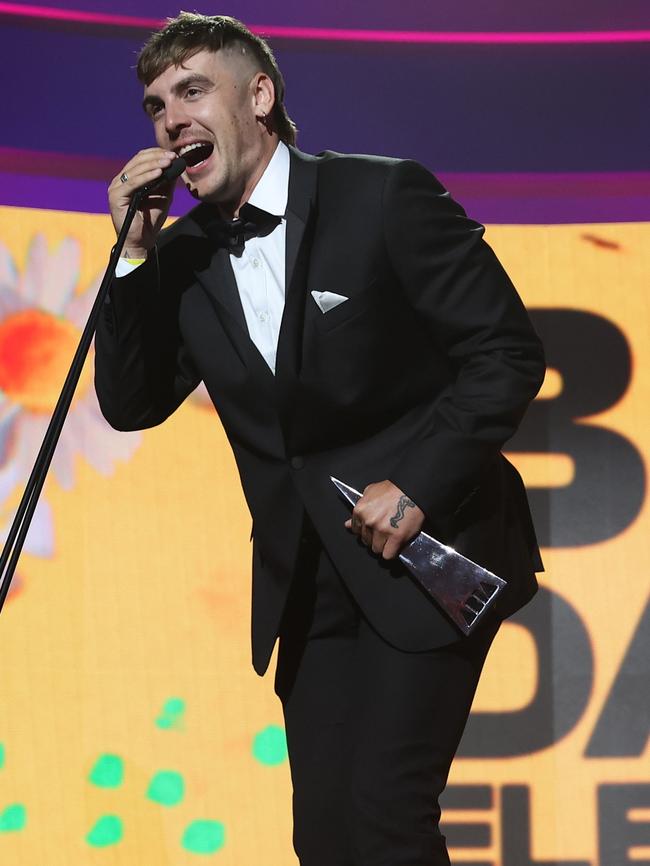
[0,206,648,865]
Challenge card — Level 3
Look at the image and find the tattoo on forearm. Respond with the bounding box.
[390,496,416,528]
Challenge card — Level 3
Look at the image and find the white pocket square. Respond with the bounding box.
[311,290,349,313]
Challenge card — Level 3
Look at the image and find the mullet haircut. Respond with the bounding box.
[137,12,297,145]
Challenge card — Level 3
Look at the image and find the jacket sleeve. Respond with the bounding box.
[383,159,545,524]
[94,248,200,432]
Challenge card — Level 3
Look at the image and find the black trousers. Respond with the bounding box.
[275,534,499,866]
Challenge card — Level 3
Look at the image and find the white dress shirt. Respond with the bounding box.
[116,141,290,373]
[230,141,289,373]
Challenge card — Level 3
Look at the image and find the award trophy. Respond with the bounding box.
[331,477,506,636]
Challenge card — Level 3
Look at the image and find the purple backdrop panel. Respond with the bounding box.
[2,148,648,224]
[1,14,648,172]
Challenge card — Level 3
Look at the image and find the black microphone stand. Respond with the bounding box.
[0,159,185,614]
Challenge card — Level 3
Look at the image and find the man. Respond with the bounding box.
[96,12,545,866]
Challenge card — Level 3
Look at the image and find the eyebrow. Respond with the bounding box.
[142,73,215,114]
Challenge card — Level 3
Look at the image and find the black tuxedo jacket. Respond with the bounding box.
[95,147,545,674]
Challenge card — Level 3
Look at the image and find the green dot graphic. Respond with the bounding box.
[156,697,186,730]
[252,725,288,766]
[0,743,5,769]
[182,820,225,854]
[147,770,185,806]
[86,815,123,848]
[89,754,124,788]
[0,804,26,832]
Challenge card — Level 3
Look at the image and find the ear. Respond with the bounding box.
[252,72,276,121]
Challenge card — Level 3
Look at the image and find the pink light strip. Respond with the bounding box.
[0,2,161,28]
[1,2,650,44]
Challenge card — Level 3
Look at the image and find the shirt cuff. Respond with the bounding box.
[115,257,145,278]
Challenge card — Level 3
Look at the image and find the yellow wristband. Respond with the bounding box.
[125,258,146,266]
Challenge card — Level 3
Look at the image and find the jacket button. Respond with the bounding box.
[290,456,304,470]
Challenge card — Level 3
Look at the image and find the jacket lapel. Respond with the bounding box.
[180,149,318,389]
[275,148,318,392]
[284,149,318,293]
[187,205,272,376]
[196,245,248,332]
[188,205,248,331]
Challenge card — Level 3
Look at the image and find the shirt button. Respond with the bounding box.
[257,311,268,323]
[252,257,261,268]
[290,456,304,470]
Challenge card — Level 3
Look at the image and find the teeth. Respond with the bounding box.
[178,142,209,156]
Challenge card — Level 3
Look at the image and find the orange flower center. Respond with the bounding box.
[0,309,89,413]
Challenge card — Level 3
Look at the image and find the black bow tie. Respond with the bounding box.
[205,203,282,257]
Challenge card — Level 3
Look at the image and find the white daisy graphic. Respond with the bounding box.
[0,460,54,602]
[0,234,140,492]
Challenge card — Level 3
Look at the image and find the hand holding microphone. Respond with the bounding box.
[108,149,186,259]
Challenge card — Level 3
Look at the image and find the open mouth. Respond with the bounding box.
[178,141,214,169]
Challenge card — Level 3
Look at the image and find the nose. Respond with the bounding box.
[164,98,191,139]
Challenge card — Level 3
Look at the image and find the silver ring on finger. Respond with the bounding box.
[119,172,129,184]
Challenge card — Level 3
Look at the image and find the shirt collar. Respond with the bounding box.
[247,140,290,218]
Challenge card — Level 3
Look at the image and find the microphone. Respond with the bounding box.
[138,157,187,195]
